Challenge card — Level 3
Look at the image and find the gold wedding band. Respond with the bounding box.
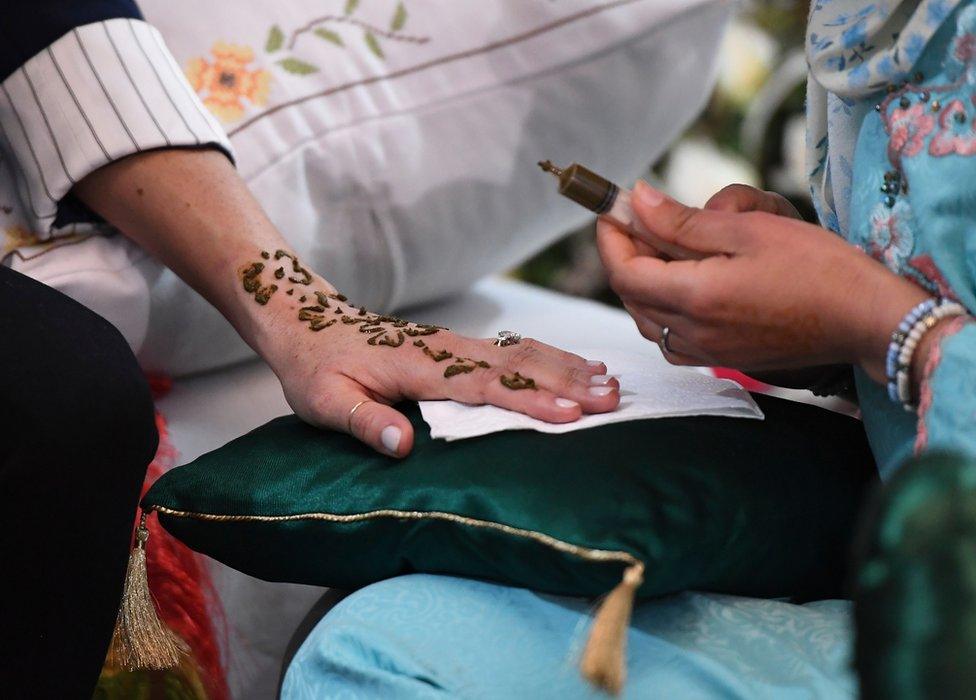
[348,399,372,433]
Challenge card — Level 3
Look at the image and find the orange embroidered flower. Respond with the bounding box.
[186,42,271,123]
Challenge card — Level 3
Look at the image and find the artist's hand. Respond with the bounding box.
[597,181,929,381]
[702,183,802,219]
[247,263,619,458]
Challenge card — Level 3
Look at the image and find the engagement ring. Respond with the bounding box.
[493,330,522,347]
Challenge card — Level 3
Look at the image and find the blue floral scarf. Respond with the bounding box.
[806,0,962,234]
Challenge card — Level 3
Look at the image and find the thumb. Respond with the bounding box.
[631,181,744,256]
[705,184,802,219]
[310,377,415,458]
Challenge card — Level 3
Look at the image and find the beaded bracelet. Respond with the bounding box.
[886,298,937,403]
[894,300,968,411]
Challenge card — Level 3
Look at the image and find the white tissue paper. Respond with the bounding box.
[419,349,764,441]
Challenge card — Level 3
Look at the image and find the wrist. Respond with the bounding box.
[226,249,340,366]
[874,296,969,410]
[848,272,929,385]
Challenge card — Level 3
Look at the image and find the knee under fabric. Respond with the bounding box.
[854,451,976,700]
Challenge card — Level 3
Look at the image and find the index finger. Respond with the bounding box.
[597,220,698,312]
[632,181,746,256]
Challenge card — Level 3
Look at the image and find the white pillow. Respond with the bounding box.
[10,0,729,376]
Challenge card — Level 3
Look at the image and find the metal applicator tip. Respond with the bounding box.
[538,160,563,177]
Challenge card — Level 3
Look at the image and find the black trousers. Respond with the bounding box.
[0,266,158,699]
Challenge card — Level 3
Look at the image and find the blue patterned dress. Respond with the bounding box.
[810,1,976,478]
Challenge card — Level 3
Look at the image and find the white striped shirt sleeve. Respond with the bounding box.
[0,17,234,234]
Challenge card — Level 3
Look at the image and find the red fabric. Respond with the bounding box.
[141,375,229,700]
[711,367,770,393]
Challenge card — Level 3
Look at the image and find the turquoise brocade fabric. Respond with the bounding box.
[847,1,976,479]
[282,574,855,699]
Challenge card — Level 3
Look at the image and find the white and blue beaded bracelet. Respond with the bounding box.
[886,298,937,403]
[894,299,968,411]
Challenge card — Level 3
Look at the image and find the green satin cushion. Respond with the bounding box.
[144,393,877,600]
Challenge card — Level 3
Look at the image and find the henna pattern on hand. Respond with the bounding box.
[500,372,536,390]
[241,260,279,305]
[423,347,453,362]
[444,363,475,378]
[274,249,313,285]
[441,356,489,378]
[242,251,483,368]
[241,262,263,292]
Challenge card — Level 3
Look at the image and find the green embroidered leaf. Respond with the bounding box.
[314,28,344,46]
[277,57,319,75]
[363,32,385,59]
[390,2,408,31]
[344,0,359,15]
[265,25,284,53]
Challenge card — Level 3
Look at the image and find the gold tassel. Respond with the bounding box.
[108,511,188,670]
[579,562,644,696]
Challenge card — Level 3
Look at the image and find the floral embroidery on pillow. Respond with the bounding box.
[263,1,431,76]
[186,3,430,124]
[929,96,976,155]
[186,43,272,123]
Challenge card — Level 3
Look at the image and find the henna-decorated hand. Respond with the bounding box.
[241,251,620,457]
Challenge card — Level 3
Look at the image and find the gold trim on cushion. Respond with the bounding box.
[147,505,644,693]
[149,505,642,568]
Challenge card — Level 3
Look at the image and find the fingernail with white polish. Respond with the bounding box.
[555,398,579,409]
[589,374,614,385]
[589,386,615,397]
[381,425,402,455]
[586,360,604,368]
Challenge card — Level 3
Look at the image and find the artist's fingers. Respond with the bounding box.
[310,376,415,458]
[632,237,662,258]
[596,217,639,263]
[489,339,620,413]
[623,303,710,367]
[631,181,748,255]
[598,222,698,313]
[704,184,799,218]
[597,219,666,261]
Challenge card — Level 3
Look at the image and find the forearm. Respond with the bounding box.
[71,148,316,361]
